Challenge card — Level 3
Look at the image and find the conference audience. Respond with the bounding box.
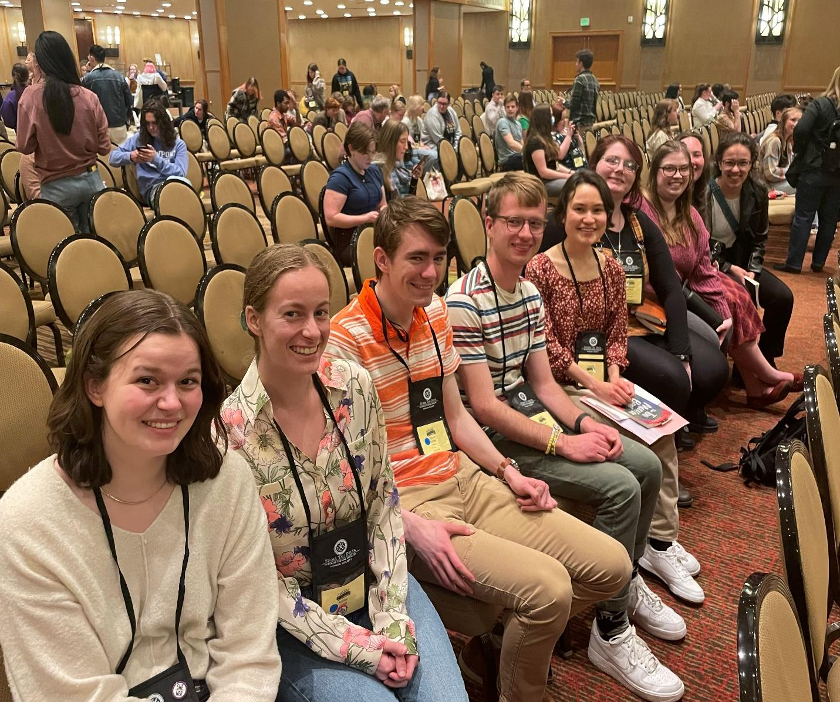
[268,89,301,149]
[82,43,132,145]
[353,94,390,133]
[523,103,574,196]
[172,98,213,138]
[479,61,495,100]
[332,58,363,108]
[16,31,110,232]
[567,48,599,129]
[0,62,27,130]
[323,121,386,265]
[759,106,801,194]
[517,90,534,134]
[309,97,343,131]
[482,85,504,133]
[226,76,260,119]
[664,84,686,112]
[0,289,282,701]
[550,99,588,172]
[690,83,721,128]
[646,99,678,161]
[377,120,424,199]
[677,132,712,221]
[758,93,799,146]
[390,97,406,123]
[494,93,524,171]
[304,62,326,112]
[342,95,359,123]
[423,91,461,148]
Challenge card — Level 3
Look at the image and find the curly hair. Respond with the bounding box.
[140,98,176,150]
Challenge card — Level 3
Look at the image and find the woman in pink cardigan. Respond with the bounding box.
[639,140,801,409]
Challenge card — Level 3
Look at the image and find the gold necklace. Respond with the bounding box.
[101,478,169,506]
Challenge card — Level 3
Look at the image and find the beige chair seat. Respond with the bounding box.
[451,178,493,197]
[202,198,213,214]
[253,155,267,168]
[220,158,257,172]
[31,299,57,327]
[828,660,840,701]
[0,237,11,258]
[195,151,215,163]
[204,249,217,266]
[281,164,302,177]
[769,196,796,225]
[51,367,66,385]
[593,119,617,130]
[130,267,145,287]
[487,172,507,183]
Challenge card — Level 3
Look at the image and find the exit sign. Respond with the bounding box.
[580,17,590,27]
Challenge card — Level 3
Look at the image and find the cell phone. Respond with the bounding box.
[417,155,429,167]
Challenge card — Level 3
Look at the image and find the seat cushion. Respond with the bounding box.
[769,196,796,225]
[0,236,12,257]
[220,158,257,172]
[195,151,215,163]
[31,299,56,327]
[451,178,493,197]
[281,164,302,177]
[51,367,66,385]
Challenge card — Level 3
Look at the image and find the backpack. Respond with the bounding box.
[822,106,840,174]
[702,395,806,487]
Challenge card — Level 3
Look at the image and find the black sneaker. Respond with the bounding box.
[687,415,718,433]
[676,427,695,452]
[678,483,693,509]
[772,262,801,274]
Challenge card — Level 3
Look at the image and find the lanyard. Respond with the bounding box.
[561,241,606,328]
[273,375,367,543]
[94,484,190,676]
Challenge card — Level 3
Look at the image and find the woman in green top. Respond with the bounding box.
[518,90,534,137]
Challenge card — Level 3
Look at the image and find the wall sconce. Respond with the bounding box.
[103,24,120,57]
[16,22,26,57]
[403,26,412,59]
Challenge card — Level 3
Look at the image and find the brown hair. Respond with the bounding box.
[517,90,534,119]
[504,92,517,106]
[376,119,409,194]
[486,172,547,218]
[47,290,228,489]
[555,170,614,230]
[646,139,699,246]
[526,104,559,163]
[652,99,677,132]
[590,135,644,205]
[344,120,375,156]
[676,131,709,215]
[374,198,450,277]
[324,97,340,111]
[778,106,802,157]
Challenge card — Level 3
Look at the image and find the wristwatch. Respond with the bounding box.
[574,412,593,434]
[496,457,519,481]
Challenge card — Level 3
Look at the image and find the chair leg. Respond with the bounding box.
[555,630,573,659]
[49,323,65,367]
[478,633,500,702]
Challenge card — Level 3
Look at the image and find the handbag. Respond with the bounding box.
[682,282,723,330]
[422,168,447,201]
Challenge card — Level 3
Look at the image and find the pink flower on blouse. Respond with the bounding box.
[221,407,246,449]
[338,459,355,492]
[275,550,307,577]
[321,490,336,529]
[340,624,387,658]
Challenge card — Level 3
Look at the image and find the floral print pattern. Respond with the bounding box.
[221,357,416,673]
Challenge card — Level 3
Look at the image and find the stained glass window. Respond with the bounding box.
[641,0,668,45]
[756,0,788,43]
[509,0,532,48]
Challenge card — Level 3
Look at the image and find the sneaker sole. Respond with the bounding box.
[588,643,685,702]
[629,612,687,642]
[638,557,706,605]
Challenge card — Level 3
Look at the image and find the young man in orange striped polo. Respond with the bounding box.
[323,197,630,702]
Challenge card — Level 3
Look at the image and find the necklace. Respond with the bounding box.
[101,478,169,506]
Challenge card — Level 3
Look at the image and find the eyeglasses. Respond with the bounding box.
[602,155,639,173]
[494,215,547,234]
[660,164,692,177]
[721,159,752,170]
[437,101,449,107]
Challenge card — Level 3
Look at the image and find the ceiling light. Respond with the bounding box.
[183,15,190,19]
[337,3,345,6]
[393,9,399,13]
[192,10,197,13]
[168,13,175,17]
[395,1,403,4]
[116,4,125,8]
[343,11,350,15]
[284,5,292,9]
[133,11,140,14]
[321,13,328,17]
[94,8,102,12]
[298,13,305,18]
[114,9,122,12]
[380,0,389,4]
[71,1,80,4]
[156,7,164,11]
[161,2,171,6]
[315,8,323,13]
[74,6,83,10]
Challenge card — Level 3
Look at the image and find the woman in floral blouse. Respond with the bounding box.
[221,244,467,701]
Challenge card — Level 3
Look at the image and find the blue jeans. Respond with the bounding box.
[276,575,468,702]
[39,169,104,233]
[785,169,840,269]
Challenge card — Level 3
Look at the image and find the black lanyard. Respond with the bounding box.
[94,484,190,676]
[561,241,607,328]
[273,375,367,541]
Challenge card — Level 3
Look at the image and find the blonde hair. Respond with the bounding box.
[406,94,425,119]
[652,99,677,132]
[823,65,840,103]
[486,172,547,217]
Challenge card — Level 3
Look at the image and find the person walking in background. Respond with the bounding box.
[82,44,132,144]
[479,61,495,101]
[226,76,260,119]
[16,31,110,232]
[567,49,599,131]
[331,58,363,109]
[425,66,443,102]
[0,62,28,131]
[134,61,168,111]
[304,62,326,112]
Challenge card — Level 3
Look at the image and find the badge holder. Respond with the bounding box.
[410,376,454,455]
[576,331,607,383]
[622,252,645,306]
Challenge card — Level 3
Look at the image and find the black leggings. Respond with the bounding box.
[624,330,729,422]
[755,269,793,362]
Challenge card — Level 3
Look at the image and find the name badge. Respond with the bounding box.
[576,331,606,383]
[573,155,585,168]
[319,572,366,617]
[409,376,454,456]
[618,251,644,305]
[311,519,368,616]
[504,382,561,429]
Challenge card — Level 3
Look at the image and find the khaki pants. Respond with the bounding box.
[400,454,631,702]
[108,125,128,145]
[566,386,681,541]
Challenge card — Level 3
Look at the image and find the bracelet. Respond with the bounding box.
[545,425,562,455]
[574,412,592,434]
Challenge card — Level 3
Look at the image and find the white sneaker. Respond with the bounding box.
[628,575,686,641]
[639,543,705,604]
[588,621,685,702]
[672,541,700,577]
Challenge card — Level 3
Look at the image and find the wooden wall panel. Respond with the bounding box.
[782,0,840,91]
[120,16,196,83]
[223,0,282,109]
[431,0,461,95]
[461,11,507,91]
[0,8,23,87]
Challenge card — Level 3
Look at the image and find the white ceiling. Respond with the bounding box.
[284,0,413,21]
[65,0,197,20]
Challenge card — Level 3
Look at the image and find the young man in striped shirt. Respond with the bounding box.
[323,197,630,702]
[445,173,685,702]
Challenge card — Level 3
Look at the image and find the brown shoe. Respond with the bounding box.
[457,634,500,701]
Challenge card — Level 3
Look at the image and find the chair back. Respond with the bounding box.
[271,192,317,244]
[0,261,34,345]
[334,121,348,140]
[312,124,327,158]
[438,138,460,187]
[350,225,375,291]
[258,121,269,137]
[211,203,267,267]
[458,137,481,180]
[301,159,330,217]
[211,171,255,213]
[260,107,272,121]
[478,132,496,174]
[179,119,203,153]
[775,439,831,681]
[827,276,839,320]
[195,264,253,383]
[823,314,840,405]
[261,127,287,165]
[463,100,474,120]
[247,114,260,137]
[138,216,206,306]
[632,121,645,147]
[301,239,349,315]
[0,149,22,204]
[47,234,131,329]
[257,164,293,217]
[458,116,471,140]
[709,122,720,154]
[449,197,487,271]
[186,151,204,193]
[90,188,147,266]
[121,163,144,203]
[206,117,224,130]
[96,158,116,189]
[233,121,258,158]
[0,334,57,492]
[289,126,312,162]
[471,114,485,140]
[154,180,207,242]
[322,131,343,171]
[226,115,240,139]
[207,123,233,161]
[737,572,817,702]
[11,199,77,285]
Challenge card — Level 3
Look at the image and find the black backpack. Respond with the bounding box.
[703,395,806,487]
[822,109,840,174]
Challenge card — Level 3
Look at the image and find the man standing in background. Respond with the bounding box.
[567,48,599,131]
[83,44,133,144]
[479,61,495,101]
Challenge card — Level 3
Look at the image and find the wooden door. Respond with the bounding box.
[548,31,622,90]
[550,35,587,88]
[586,34,620,86]
[74,19,94,62]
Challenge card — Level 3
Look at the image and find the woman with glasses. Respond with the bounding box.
[323,121,386,265]
[423,91,461,149]
[703,132,796,374]
[640,140,800,408]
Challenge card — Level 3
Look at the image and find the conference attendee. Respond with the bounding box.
[482,85,504,134]
[705,132,795,371]
[523,104,574,196]
[173,98,213,138]
[494,93,524,171]
[479,61,495,101]
[711,83,724,105]
[110,99,189,206]
[224,244,468,702]
[567,48,599,130]
[776,65,840,274]
[759,106,801,195]
[714,90,742,134]
[690,84,720,128]
[646,99,678,161]
[342,96,359,124]
[448,173,686,702]
[17,31,110,232]
[0,289,282,701]
[423,91,461,148]
[758,93,799,146]
[664,84,685,112]
[332,58,363,108]
[520,78,532,93]
[126,62,138,94]
[354,94,390,133]
[226,76,260,119]
[304,62,326,112]
[135,61,168,110]
[550,99,588,173]
[309,97,343,131]
[517,90,534,134]
[323,122,386,265]
[324,196,631,702]
[591,135,729,451]
[362,84,377,109]
[82,44,132,144]
[390,97,406,123]
[0,62,27,130]
[388,83,405,105]
[18,52,41,196]
[640,140,800,408]
[425,66,442,102]
[268,89,300,151]
[378,120,424,199]
[677,131,712,222]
